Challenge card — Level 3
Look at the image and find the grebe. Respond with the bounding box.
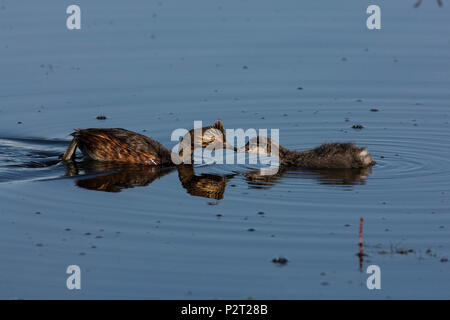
[242,136,375,169]
[62,120,235,165]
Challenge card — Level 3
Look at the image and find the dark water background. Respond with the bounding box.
[0,0,449,299]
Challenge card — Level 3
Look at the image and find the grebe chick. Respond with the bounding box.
[243,136,375,169]
[62,120,235,165]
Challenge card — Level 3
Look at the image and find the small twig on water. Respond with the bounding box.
[358,217,364,272]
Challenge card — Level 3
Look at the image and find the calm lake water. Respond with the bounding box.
[1,0,449,299]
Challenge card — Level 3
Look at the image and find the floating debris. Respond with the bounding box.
[396,249,415,255]
[272,257,288,265]
[352,124,364,129]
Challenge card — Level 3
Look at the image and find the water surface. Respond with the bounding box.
[0,0,449,299]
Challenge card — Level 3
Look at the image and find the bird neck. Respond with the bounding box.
[277,144,292,158]
[277,145,301,166]
[176,133,196,165]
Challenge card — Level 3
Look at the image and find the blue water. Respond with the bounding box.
[0,0,449,299]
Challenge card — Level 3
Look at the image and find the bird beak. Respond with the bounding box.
[206,139,238,153]
[237,146,245,153]
[224,142,239,153]
[237,144,249,153]
[215,135,239,152]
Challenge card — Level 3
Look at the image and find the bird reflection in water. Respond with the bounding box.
[177,165,236,200]
[65,160,174,193]
[244,166,372,189]
[65,160,235,200]
[65,159,372,199]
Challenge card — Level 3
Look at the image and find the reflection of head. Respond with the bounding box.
[177,164,234,200]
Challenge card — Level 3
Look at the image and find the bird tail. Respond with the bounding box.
[359,148,375,166]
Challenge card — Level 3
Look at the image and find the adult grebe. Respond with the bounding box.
[62,120,235,165]
[242,136,375,169]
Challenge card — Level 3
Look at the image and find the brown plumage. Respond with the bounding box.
[244,136,375,169]
[62,120,235,165]
[177,120,236,163]
[63,128,172,165]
